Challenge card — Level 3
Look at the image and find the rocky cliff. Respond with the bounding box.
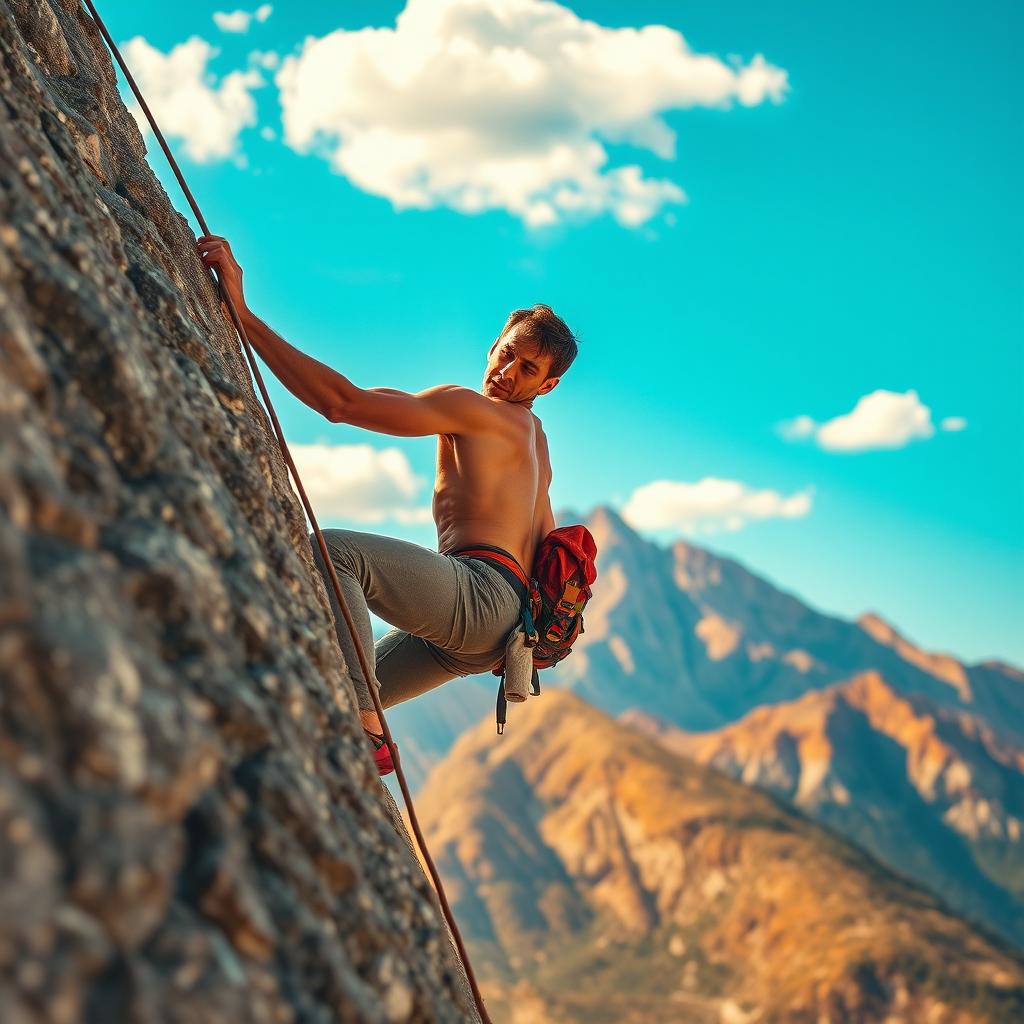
[0,2,477,1021]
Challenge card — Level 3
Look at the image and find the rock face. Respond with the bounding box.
[0,2,476,1021]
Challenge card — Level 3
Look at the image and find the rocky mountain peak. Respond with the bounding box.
[858,611,973,699]
[580,503,635,550]
[857,609,902,642]
[537,501,1024,744]
[981,659,1024,680]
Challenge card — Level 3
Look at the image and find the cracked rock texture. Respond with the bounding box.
[0,2,477,1021]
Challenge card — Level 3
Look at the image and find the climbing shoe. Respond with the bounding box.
[365,730,396,777]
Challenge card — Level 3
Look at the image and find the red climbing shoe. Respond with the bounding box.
[365,731,396,777]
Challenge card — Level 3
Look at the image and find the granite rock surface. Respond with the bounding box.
[0,2,477,1020]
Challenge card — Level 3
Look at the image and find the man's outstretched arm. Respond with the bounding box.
[197,235,501,437]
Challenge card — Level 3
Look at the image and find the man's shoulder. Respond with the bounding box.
[422,383,492,400]
[420,383,493,410]
[427,384,531,418]
[420,383,475,398]
[419,383,520,435]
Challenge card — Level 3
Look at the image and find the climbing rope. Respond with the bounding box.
[79,3,493,1020]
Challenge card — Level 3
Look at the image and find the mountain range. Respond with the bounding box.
[624,668,1024,950]
[387,505,1024,956]
[415,691,1024,1023]
[558,507,1023,743]
[389,504,1022,773]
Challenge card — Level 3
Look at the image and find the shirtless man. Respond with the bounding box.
[197,235,578,774]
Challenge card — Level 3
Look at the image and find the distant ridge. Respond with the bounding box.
[391,502,1023,771]
[625,668,1024,949]
[551,506,1024,741]
[417,690,1024,1023]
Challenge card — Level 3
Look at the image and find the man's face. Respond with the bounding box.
[482,324,559,403]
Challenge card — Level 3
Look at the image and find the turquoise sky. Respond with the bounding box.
[100,0,1022,666]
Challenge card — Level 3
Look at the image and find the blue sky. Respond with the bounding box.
[100,0,1022,665]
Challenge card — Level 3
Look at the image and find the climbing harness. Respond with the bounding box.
[79,3,492,1020]
[452,543,533,607]
[457,528,598,734]
[490,526,597,733]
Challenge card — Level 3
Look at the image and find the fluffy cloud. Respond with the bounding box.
[288,442,432,524]
[275,0,788,227]
[213,5,273,34]
[121,36,264,163]
[778,389,965,452]
[777,414,816,441]
[621,477,813,535]
[248,49,281,70]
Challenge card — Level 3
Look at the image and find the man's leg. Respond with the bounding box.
[374,628,459,708]
[308,528,469,730]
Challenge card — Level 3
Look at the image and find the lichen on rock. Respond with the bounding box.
[0,1,477,1020]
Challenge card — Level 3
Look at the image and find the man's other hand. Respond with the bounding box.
[197,235,247,314]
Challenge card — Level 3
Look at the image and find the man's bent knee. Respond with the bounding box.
[310,528,355,566]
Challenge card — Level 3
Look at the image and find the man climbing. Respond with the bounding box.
[197,235,578,775]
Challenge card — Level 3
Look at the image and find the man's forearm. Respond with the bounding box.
[237,306,356,418]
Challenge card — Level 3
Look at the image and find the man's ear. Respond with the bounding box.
[537,376,560,396]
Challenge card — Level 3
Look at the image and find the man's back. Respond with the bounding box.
[433,399,553,572]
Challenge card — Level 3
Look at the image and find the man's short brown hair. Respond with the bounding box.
[496,304,578,380]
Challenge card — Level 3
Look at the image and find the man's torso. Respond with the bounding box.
[432,401,551,572]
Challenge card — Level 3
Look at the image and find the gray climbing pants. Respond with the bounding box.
[309,529,523,711]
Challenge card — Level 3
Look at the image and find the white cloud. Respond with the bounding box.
[275,0,787,227]
[213,11,250,33]
[249,49,281,70]
[778,389,946,453]
[214,5,273,34]
[121,36,264,163]
[777,414,816,441]
[940,415,968,432]
[621,477,813,535]
[289,442,431,524]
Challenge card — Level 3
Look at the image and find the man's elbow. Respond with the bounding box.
[323,401,348,423]
[323,387,360,423]
[321,398,395,434]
